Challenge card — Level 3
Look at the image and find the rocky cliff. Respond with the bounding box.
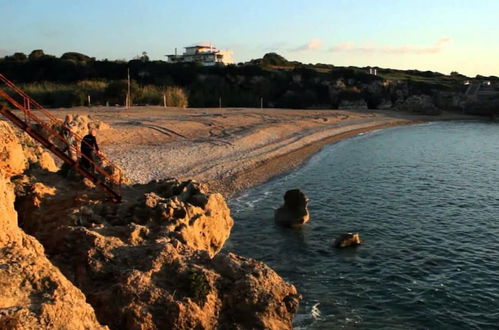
[0,121,106,329]
[0,121,301,329]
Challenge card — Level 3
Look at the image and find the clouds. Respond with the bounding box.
[287,37,451,55]
[329,37,452,55]
[291,39,323,52]
[0,49,11,57]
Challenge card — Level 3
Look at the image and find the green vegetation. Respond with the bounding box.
[164,86,188,108]
[1,49,495,111]
[187,270,210,305]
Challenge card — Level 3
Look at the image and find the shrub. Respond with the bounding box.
[164,86,188,108]
[187,270,210,305]
[105,80,140,105]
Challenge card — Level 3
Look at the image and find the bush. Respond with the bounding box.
[164,86,188,108]
[105,80,140,105]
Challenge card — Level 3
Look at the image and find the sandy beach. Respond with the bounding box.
[48,107,475,197]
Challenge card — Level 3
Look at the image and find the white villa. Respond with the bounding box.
[166,44,233,66]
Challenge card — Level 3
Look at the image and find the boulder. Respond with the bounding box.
[334,232,362,248]
[274,189,310,227]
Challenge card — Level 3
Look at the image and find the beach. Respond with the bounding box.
[51,107,474,197]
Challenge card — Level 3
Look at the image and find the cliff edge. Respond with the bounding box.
[0,121,106,329]
[0,120,300,329]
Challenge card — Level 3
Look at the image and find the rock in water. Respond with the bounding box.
[274,189,310,227]
[334,232,362,248]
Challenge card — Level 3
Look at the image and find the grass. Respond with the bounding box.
[12,81,189,108]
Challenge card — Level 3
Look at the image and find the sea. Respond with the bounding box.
[224,121,499,329]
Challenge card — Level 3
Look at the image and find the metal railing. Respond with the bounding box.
[0,73,122,202]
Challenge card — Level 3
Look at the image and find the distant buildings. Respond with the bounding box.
[367,67,378,76]
[166,44,234,66]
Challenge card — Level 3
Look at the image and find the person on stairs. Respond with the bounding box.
[61,114,77,160]
[80,128,101,173]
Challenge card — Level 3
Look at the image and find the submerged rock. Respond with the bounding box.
[334,232,362,248]
[274,189,310,227]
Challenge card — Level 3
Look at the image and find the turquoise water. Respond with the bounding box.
[224,121,499,329]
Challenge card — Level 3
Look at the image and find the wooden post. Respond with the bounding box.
[163,94,167,108]
[88,95,91,107]
[127,68,131,108]
[219,96,222,109]
[260,97,263,109]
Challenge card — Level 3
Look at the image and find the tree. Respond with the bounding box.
[61,52,92,62]
[28,49,45,60]
[140,51,149,62]
[104,80,140,105]
[261,53,289,66]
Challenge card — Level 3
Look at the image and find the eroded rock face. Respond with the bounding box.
[17,179,233,258]
[396,94,442,115]
[0,122,27,178]
[2,119,301,330]
[16,175,300,329]
[0,121,106,329]
[274,189,310,227]
[38,229,300,330]
[338,99,368,110]
[0,237,107,330]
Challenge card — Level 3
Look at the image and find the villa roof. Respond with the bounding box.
[185,45,215,48]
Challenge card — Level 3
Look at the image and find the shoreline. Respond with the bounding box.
[208,119,422,198]
[40,107,481,199]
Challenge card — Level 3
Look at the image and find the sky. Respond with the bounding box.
[1,0,498,76]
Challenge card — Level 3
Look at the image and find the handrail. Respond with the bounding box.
[0,74,122,202]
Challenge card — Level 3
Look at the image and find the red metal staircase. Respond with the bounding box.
[0,73,122,202]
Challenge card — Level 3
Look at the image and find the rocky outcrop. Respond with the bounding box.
[396,94,442,115]
[1,119,301,329]
[334,233,362,248]
[338,99,368,110]
[17,178,233,257]
[275,189,310,227]
[0,121,106,329]
[0,122,27,178]
[16,177,300,329]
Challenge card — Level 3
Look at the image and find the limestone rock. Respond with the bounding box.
[0,121,27,243]
[71,114,110,136]
[1,119,301,330]
[0,121,106,329]
[0,121,27,177]
[15,175,300,329]
[338,99,368,110]
[377,99,393,110]
[396,94,442,115]
[274,189,310,227]
[0,237,107,330]
[334,232,362,248]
